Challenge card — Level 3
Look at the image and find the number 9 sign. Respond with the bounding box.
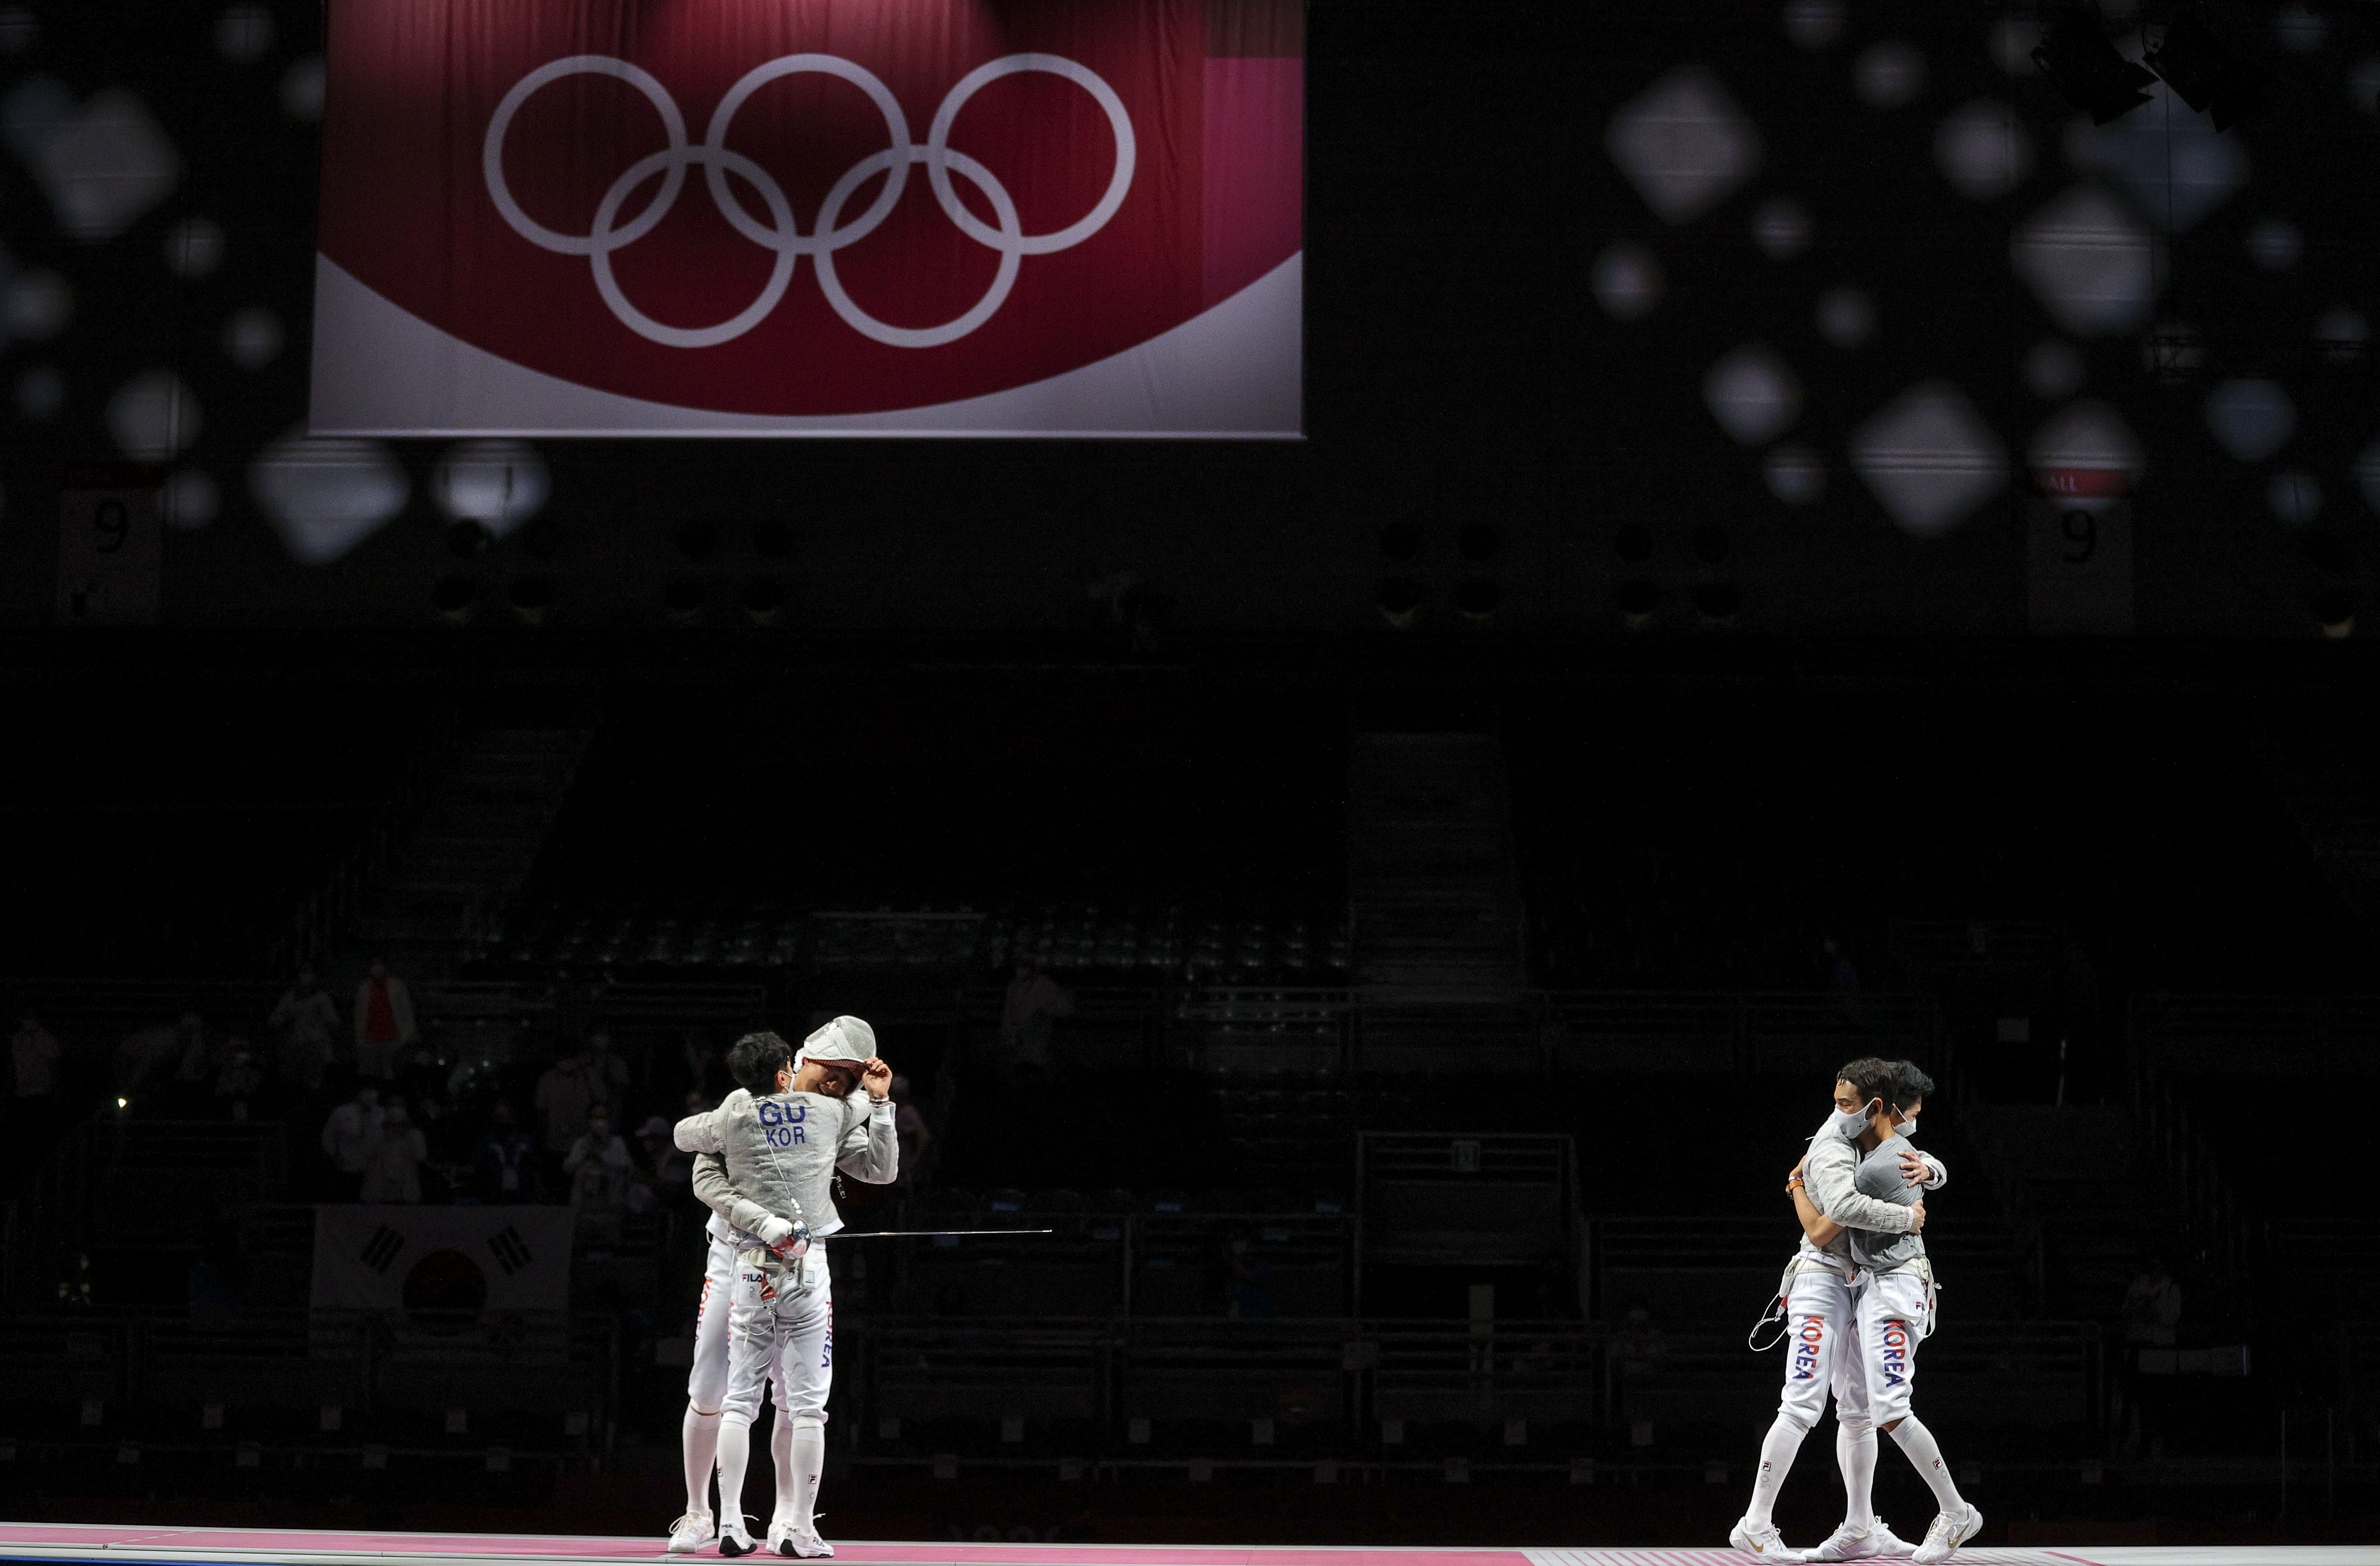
[56,484,162,625]
[2024,496,2134,635]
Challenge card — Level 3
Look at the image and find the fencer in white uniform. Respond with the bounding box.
[1837,1064,1981,1566]
[1732,1060,1946,1563]
[674,1019,898,1558]
[672,1145,745,1553]
[671,1052,815,1555]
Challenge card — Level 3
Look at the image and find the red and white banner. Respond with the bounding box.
[310,0,1302,437]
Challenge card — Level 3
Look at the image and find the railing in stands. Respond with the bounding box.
[23,1119,287,1257]
[0,977,769,1096]
[411,977,767,1025]
[0,978,285,1046]
[845,1316,2104,1437]
[0,1307,620,1434]
[938,986,1941,1076]
[853,1209,1360,1319]
[1887,918,2093,976]
[2133,1067,2256,1317]
[1542,990,1938,1074]
[0,980,1936,1077]
[2131,993,2380,1076]
[2122,996,2334,1324]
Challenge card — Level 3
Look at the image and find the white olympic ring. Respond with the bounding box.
[482,51,1136,350]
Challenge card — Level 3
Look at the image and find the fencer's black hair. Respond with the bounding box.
[727,1031,794,1091]
[1885,1060,1936,1110]
[1834,1057,1898,1108]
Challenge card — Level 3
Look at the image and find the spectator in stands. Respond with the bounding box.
[890,1073,934,1188]
[214,1041,266,1119]
[678,1031,731,1104]
[6,1010,62,1173]
[2123,1255,2182,1347]
[10,1011,60,1115]
[354,958,418,1081]
[2119,1255,2184,1457]
[319,1081,383,1200]
[1613,1301,1667,1378]
[170,1011,219,1092]
[1000,960,1074,1078]
[1612,1300,1667,1446]
[1819,936,1860,992]
[1222,1233,1274,1319]
[636,1114,689,1203]
[584,1029,631,1113]
[564,1105,634,1208]
[473,1101,535,1202]
[269,965,340,1092]
[359,1095,429,1203]
[115,1018,177,1102]
[110,1012,207,1106]
[395,1025,453,1119]
[535,1040,605,1194]
[187,1224,241,1321]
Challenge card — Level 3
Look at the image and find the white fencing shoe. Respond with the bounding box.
[718,1516,758,1557]
[1798,1523,1881,1561]
[666,1515,717,1555]
[1730,1518,1794,1559]
[1911,1505,1982,1565]
[1867,1524,1917,1559]
[777,1528,833,1560]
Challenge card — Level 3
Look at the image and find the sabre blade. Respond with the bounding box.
[821,1228,1057,1239]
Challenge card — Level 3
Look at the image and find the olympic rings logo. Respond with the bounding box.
[482,52,1136,350]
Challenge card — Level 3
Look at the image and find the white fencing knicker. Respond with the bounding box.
[723,1243,834,1432]
[1854,1257,1936,1428]
[1769,1257,1874,1439]
[688,1227,739,1414]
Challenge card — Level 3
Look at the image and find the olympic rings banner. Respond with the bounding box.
[310,0,1302,437]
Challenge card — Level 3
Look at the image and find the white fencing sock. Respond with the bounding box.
[789,1424,827,1532]
[682,1406,722,1519]
[715,1418,753,1529]
[1888,1416,1965,1511]
[1747,1413,1810,1527]
[770,1414,796,1525]
[1836,1423,1877,1531]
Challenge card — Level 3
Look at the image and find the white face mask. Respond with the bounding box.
[1825,1101,1873,1142]
[1893,1114,1917,1140]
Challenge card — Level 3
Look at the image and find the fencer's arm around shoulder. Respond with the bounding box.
[1804,1142,1914,1234]
[836,1096,900,1185]
[689,1150,795,1237]
[1918,1151,1947,1190]
[674,1106,726,1155]
[1789,1174,1844,1247]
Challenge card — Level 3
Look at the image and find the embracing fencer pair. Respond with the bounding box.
[1732,1059,1985,1565]
[667,1018,898,1559]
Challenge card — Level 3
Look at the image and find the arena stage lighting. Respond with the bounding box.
[2032,6,2156,124]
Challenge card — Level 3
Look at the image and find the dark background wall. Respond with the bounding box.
[0,0,2375,635]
